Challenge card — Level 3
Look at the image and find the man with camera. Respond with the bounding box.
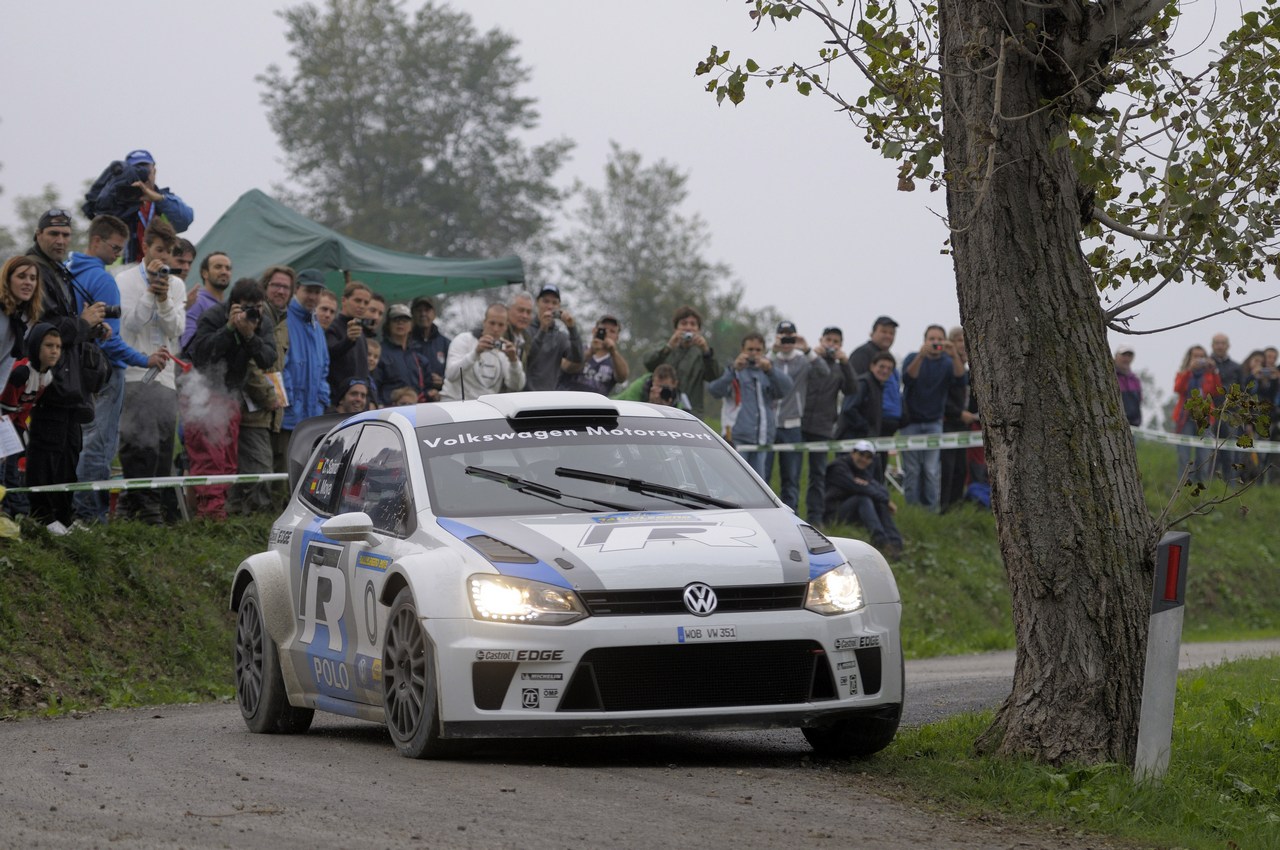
[82,150,193,265]
[709,332,794,477]
[558,315,629,395]
[326,280,374,401]
[440,303,525,400]
[767,321,830,511]
[524,284,584,391]
[67,216,171,523]
[900,324,967,511]
[184,279,277,520]
[801,326,857,527]
[409,296,450,401]
[643,305,719,418]
[115,219,186,524]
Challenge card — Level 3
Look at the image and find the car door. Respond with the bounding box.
[331,423,415,706]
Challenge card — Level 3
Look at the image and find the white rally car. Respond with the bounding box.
[231,392,902,759]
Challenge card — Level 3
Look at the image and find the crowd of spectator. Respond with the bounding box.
[2,170,1276,552]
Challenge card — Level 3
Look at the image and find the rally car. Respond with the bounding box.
[231,392,903,759]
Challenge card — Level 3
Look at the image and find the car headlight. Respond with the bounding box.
[468,574,588,625]
[805,563,865,615]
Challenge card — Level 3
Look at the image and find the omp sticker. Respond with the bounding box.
[542,689,560,699]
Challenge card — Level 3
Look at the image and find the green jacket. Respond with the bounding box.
[641,342,718,417]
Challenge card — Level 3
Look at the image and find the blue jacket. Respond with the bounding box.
[410,323,451,388]
[374,337,425,405]
[708,363,794,446]
[66,252,149,370]
[903,352,965,424]
[282,297,330,429]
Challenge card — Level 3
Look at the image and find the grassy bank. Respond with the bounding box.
[1,440,1277,714]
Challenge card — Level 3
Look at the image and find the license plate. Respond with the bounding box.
[676,625,737,643]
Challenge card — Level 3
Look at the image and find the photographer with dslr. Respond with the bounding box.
[67,215,169,523]
[184,279,277,520]
[558,315,628,395]
[82,150,192,264]
[768,321,829,511]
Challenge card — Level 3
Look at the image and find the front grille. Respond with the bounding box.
[579,583,808,616]
[558,640,835,711]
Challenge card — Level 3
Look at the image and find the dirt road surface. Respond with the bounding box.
[2,640,1275,850]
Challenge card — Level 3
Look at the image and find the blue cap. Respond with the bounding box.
[125,149,154,167]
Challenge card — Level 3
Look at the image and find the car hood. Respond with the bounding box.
[435,509,841,591]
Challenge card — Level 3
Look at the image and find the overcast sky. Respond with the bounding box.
[1,0,1269,405]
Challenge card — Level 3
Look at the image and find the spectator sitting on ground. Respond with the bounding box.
[558,314,629,395]
[643,305,718,417]
[824,439,904,560]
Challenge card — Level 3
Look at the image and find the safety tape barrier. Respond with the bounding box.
[4,426,1277,496]
[734,426,1280,454]
[5,472,288,496]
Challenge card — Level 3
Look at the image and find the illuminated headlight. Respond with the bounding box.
[468,574,588,625]
[805,564,865,615]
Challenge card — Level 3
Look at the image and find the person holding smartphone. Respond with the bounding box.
[557,315,629,395]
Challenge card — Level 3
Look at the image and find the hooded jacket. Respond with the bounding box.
[282,297,329,430]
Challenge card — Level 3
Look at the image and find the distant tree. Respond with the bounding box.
[259,0,573,258]
[554,143,779,361]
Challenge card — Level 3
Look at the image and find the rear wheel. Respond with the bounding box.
[382,587,466,759]
[803,705,901,759]
[235,581,314,734]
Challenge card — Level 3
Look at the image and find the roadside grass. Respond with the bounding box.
[873,655,1280,850]
[0,515,265,715]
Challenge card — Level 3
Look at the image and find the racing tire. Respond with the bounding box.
[802,704,902,759]
[382,587,467,759]
[235,581,314,734]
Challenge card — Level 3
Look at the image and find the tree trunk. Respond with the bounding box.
[940,0,1160,765]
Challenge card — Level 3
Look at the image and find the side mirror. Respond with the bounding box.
[320,512,380,545]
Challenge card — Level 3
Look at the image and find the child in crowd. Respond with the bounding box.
[365,338,382,409]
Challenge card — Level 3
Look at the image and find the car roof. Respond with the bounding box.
[350,391,702,430]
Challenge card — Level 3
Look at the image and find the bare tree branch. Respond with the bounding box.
[1092,206,1176,242]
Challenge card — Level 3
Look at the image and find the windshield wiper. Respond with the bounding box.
[554,467,740,510]
[464,466,635,513]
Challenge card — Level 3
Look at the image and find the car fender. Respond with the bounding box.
[831,537,901,605]
[378,548,476,621]
[229,551,295,647]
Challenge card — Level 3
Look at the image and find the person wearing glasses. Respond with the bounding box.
[824,439,904,560]
[67,215,170,523]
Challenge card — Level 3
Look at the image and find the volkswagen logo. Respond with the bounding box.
[683,583,718,616]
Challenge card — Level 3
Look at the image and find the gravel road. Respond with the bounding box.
[2,640,1275,850]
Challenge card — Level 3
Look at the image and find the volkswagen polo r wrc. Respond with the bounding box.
[231,392,903,759]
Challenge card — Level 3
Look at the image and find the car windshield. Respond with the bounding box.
[418,416,776,517]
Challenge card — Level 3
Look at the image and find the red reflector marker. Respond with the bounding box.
[1163,544,1182,603]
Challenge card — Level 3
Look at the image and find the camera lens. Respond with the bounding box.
[659,386,675,402]
[102,305,122,319]
[682,332,693,341]
[781,335,796,345]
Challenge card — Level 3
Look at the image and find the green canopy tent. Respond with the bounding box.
[192,189,524,300]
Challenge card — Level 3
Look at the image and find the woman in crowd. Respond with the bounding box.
[1240,349,1274,481]
[1,255,46,514]
[1173,344,1222,483]
[1,256,44,388]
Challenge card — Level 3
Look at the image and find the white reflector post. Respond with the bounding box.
[1135,531,1190,781]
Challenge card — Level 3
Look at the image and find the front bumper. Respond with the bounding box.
[426,601,902,739]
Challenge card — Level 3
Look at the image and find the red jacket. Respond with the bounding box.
[1173,369,1222,430]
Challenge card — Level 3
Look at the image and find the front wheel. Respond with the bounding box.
[235,581,314,734]
[802,705,901,759]
[381,587,466,759]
